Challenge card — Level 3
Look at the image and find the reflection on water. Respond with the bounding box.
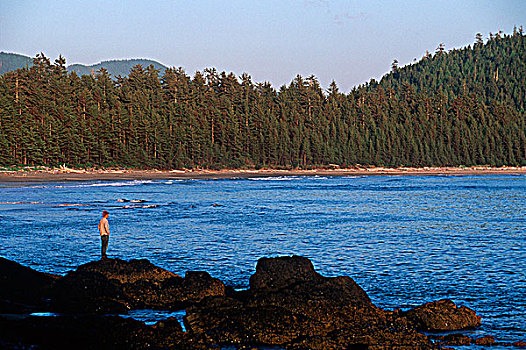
[1,175,525,348]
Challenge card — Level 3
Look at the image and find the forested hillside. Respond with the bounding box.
[377,28,525,114]
[0,52,167,79]
[68,59,167,78]
[0,31,524,169]
[0,52,33,75]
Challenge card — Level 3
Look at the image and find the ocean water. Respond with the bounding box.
[0,175,525,347]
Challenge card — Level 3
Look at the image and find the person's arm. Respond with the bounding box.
[104,220,110,235]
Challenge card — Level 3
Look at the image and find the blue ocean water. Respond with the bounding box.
[0,175,525,347]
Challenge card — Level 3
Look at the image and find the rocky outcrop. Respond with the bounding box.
[249,255,327,290]
[50,268,131,313]
[1,255,507,350]
[124,271,227,310]
[473,335,496,346]
[0,257,59,313]
[75,258,179,284]
[430,334,497,347]
[0,315,204,350]
[185,255,436,349]
[404,299,481,331]
[50,258,225,313]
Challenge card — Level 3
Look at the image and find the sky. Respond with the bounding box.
[1,0,524,92]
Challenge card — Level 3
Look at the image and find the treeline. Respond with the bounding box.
[378,28,525,114]
[0,31,525,169]
[68,58,167,80]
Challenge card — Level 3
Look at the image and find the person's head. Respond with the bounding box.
[102,210,109,218]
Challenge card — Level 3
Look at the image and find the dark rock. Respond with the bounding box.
[472,335,495,345]
[512,340,526,347]
[431,333,473,346]
[1,255,498,349]
[177,271,226,305]
[50,270,131,313]
[0,314,199,350]
[249,255,372,311]
[404,299,481,331]
[75,258,179,284]
[50,258,225,313]
[249,255,323,291]
[186,256,436,349]
[125,271,225,310]
[0,257,59,313]
[186,296,319,346]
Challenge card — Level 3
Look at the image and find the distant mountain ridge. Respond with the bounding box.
[0,52,33,74]
[0,52,167,77]
[68,58,167,77]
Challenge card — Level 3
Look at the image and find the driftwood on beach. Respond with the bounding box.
[0,255,523,349]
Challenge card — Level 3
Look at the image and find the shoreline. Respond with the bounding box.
[0,166,525,182]
[0,256,492,349]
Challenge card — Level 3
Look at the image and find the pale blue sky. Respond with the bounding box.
[1,0,524,91]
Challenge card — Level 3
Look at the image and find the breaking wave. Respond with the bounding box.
[53,180,155,188]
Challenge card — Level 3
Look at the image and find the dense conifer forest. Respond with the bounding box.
[0,30,524,169]
[67,59,167,79]
[0,53,167,79]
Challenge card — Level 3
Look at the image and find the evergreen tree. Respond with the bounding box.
[0,30,524,169]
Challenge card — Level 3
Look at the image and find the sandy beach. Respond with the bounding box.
[0,166,525,182]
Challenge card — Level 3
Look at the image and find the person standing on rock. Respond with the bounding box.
[98,210,110,259]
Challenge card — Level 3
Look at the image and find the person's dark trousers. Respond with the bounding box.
[101,235,109,258]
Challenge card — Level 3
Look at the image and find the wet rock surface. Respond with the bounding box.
[0,257,59,313]
[404,299,481,331]
[185,255,436,349]
[125,270,227,310]
[76,258,179,284]
[472,335,496,346]
[0,314,205,350]
[1,255,516,349]
[50,269,131,313]
[50,258,225,313]
[429,334,505,348]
